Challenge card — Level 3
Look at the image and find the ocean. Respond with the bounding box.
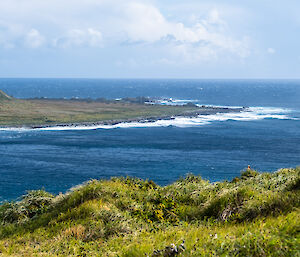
[0,79,299,201]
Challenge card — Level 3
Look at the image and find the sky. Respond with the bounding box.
[0,0,299,78]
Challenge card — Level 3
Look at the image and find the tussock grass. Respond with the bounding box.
[0,167,299,256]
[0,90,12,101]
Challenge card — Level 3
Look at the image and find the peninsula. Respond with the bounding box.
[0,90,244,128]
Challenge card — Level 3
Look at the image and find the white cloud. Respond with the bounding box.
[0,21,24,49]
[0,0,250,61]
[25,29,45,48]
[120,4,250,61]
[121,2,173,43]
[267,48,275,54]
[54,28,103,48]
[207,9,225,25]
[87,28,103,46]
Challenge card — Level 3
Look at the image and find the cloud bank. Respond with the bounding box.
[0,0,250,63]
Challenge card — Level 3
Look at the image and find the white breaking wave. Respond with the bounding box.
[0,106,297,132]
[156,99,198,106]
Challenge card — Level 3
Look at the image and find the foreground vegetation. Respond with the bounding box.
[0,90,201,126]
[0,167,299,256]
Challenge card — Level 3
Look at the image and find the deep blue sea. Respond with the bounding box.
[0,79,300,201]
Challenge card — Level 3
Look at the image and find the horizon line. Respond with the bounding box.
[1,77,300,80]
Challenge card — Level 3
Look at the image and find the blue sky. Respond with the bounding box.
[0,0,299,78]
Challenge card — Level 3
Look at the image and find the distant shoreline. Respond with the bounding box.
[0,90,246,129]
[1,106,245,130]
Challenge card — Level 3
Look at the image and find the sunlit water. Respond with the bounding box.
[0,79,299,201]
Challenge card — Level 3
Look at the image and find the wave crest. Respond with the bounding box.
[0,106,297,132]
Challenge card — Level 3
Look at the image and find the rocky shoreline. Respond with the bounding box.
[0,90,249,130]
[26,106,246,129]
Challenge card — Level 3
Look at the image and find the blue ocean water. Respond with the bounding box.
[0,79,300,201]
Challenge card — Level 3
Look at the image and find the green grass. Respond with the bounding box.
[0,90,12,101]
[0,167,299,256]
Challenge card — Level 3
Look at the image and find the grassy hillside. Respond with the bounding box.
[0,90,12,101]
[0,167,299,256]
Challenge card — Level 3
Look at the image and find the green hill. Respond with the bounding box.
[0,167,299,256]
[0,90,12,100]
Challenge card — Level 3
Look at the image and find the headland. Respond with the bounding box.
[0,90,245,129]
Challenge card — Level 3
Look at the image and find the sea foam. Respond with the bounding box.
[0,106,296,132]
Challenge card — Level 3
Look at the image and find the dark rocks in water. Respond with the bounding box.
[121,96,151,104]
[184,102,197,107]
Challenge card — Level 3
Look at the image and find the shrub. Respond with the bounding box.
[241,169,259,179]
[201,188,253,221]
[0,189,54,224]
[0,167,299,256]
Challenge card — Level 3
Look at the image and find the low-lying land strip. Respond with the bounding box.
[0,90,243,128]
[0,167,299,256]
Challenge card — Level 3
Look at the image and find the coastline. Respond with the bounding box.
[0,106,245,130]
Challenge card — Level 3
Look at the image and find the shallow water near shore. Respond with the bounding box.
[0,79,300,201]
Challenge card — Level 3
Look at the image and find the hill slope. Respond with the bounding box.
[0,90,12,100]
[0,167,299,256]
